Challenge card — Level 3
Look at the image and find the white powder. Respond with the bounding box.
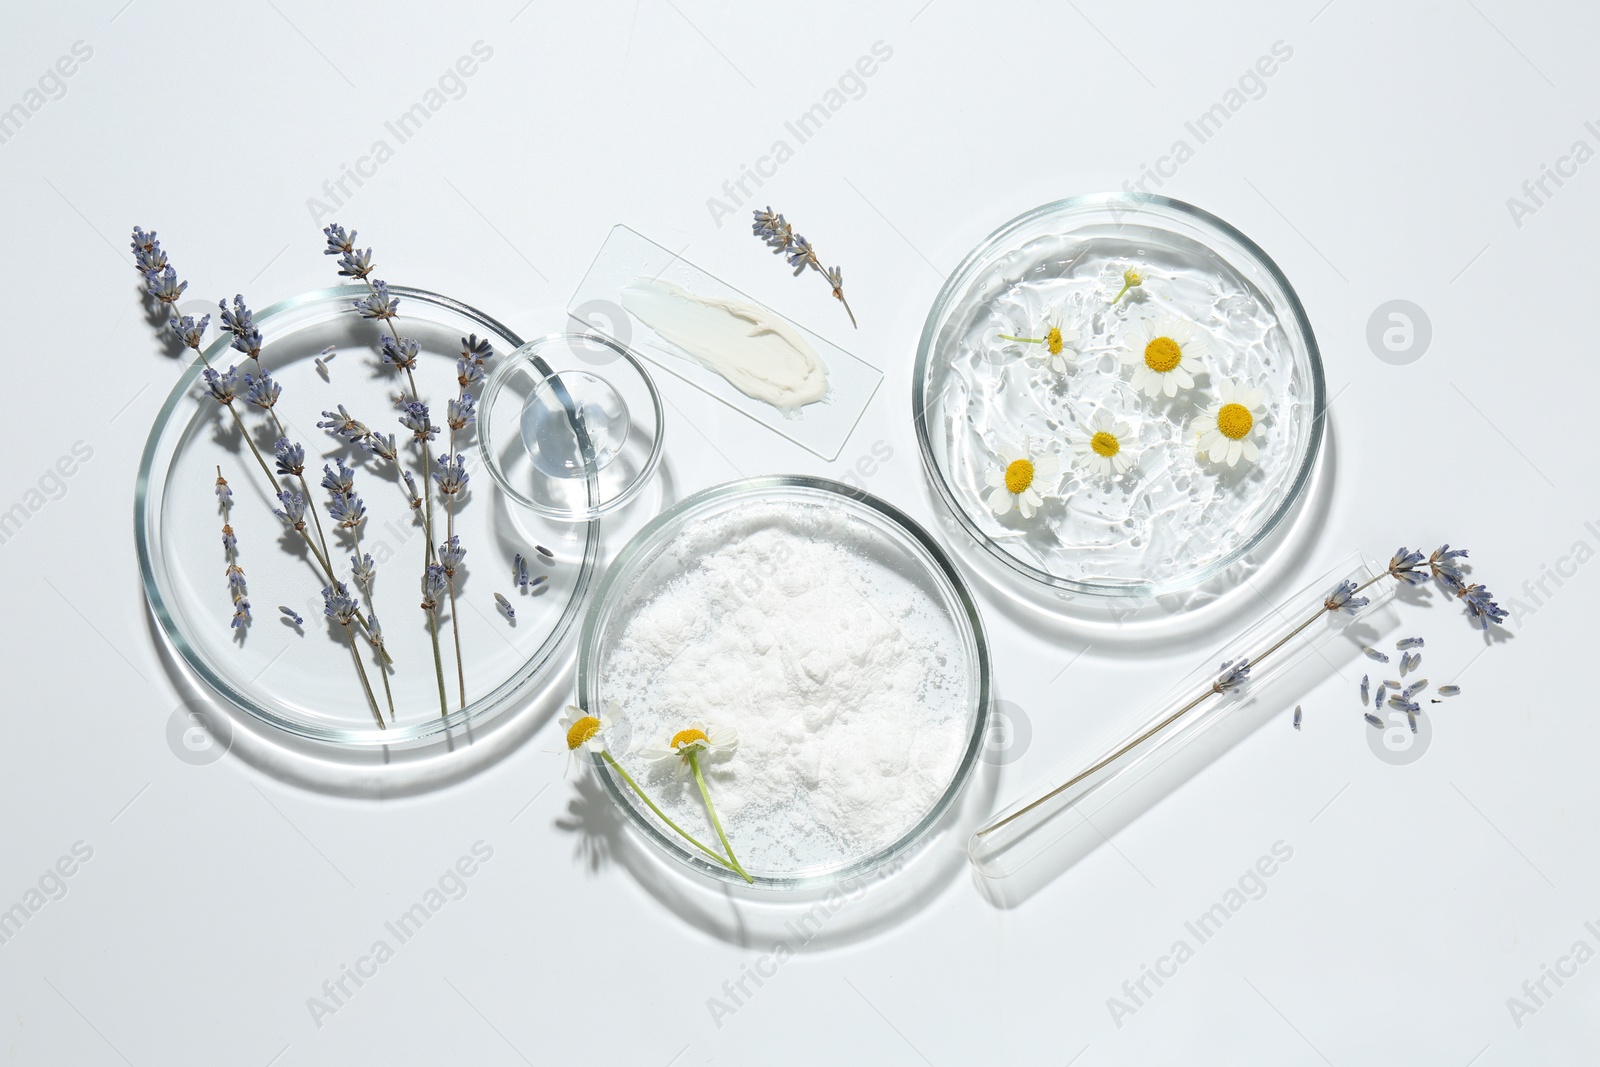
[601,501,973,875]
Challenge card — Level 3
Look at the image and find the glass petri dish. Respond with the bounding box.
[478,332,664,521]
[914,193,1325,599]
[135,286,599,746]
[577,477,990,890]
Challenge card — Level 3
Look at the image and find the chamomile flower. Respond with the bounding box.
[1111,266,1144,304]
[1119,316,1207,398]
[1196,381,1266,467]
[985,442,1060,520]
[643,721,738,769]
[558,703,613,774]
[1072,411,1137,478]
[999,307,1082,374]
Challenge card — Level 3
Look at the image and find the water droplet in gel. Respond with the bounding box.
[520,371,629,479]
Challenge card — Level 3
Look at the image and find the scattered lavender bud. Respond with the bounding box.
[1403,679,1429,699]
[1360,675,1369,705]
[279,606,304,626]
[535,544,554,560]
[320,345,337,360]
[1374,685,1386,710]
[1365,713,1383,729]
[513,553,529,589]
[494,592,514,619]
[1396,637,1424,650]
[1388,695,1421,714]
[1400,651,1421,676]
[1293,705,1302,731]
[1362,647,1390,663]
[528,574,548,589]
[1437,685,1461,697]
[1384,679,1402,690]
[1407,710,1418,734]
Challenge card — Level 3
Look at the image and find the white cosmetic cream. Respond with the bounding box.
[621,277,829,411]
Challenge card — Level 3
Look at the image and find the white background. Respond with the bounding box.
[2,1,1597,1063]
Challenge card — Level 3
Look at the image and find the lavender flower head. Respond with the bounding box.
[328,491,366,530]
[318,405,371,443]
[438,534,465,574]
[222,523,237,556]
[1461,583,1508,629]
[273,437,305,477]
[380,335,419,371]
[131,227,167,273]
[361,431,398,463]
[354,280,399,321]
[231,598,252,630]
[434,452,468,496]
[273,490,307,529]
[243,371,281,410]
[351,552,376,592]
[1323,579,1370,614]
[203,365,239,404]
[421,563,447,611]
[1388,547,1429,586]
[322,582,361,626]
[225,562,247,598]
[168,313,210,351]
[447,394,477,432]
[321,459,356,495]
[336,246,374,280]
[1214,658,1252,693]
[322,224,357,256]
[219,296,262,359]
[457,358,485,387]
[215,471,233,510]
[144,266,186,306]
[402,469,421,509]
[399,400,437,442]
[461,334,494,366]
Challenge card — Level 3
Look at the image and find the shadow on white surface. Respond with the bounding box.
[553,749,1002,951]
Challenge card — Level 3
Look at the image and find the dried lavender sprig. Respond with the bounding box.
[140,232,383,715]
[322,222,449,719]
[217,468,250,632]
[751,207,857,328]
[972,550,1497,844]
[324,583,383,729]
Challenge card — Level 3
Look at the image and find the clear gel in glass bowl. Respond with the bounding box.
[914,194,1325,599]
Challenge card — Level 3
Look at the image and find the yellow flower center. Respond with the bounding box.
[1090,431,1120,458]
[1046,327,1063,357]
[565,715,602,750]
[1216,403,1254,440]
[1004,458,1035,494]
[1144,337,1182,373]
[670,728,709,750]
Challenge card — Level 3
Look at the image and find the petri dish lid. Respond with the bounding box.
[479,332,664,521]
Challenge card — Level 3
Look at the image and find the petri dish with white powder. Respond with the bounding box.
[578,477,990,889]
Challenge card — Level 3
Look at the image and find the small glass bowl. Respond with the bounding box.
[135,286,600,746]
[478,332,664,522]
[577,477,991,890]
[914,193,1326,600]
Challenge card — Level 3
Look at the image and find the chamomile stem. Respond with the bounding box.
[1111,281,1134,304]
[998,334,1045,345]
[687,751,752,884]
[598,751,734,870]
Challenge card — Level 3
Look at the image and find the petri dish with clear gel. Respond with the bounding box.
[479,332,664,521]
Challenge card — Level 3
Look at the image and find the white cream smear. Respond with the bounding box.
[621,277,829,410]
